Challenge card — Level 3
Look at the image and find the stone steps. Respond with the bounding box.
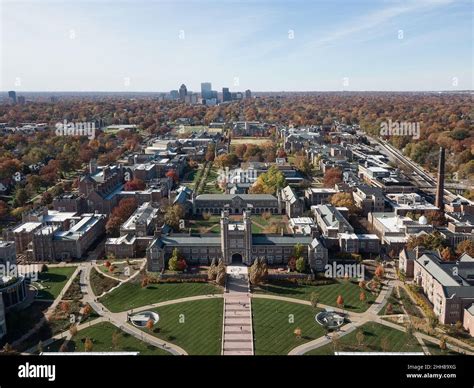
[221,267,254,356]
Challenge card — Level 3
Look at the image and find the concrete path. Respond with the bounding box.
[79,263,185,355]
[222,265,253,355]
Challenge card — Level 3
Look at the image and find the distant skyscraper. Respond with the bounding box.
[17,96,25,105]
[435,147,445,211]
[170,90,179,100]
[222,87,231,102]
[201,82,212,98]
[245,89,252,99]
[179,84,187,100]
[8,90,17,104]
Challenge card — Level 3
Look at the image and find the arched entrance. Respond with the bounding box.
[231,253,243,264]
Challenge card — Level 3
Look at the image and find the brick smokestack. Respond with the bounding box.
[435,147,445,211]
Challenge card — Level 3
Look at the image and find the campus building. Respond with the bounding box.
[414,252,474,334]
[147,210,328,272]
[192,194,281,216]
[31,213,106,261]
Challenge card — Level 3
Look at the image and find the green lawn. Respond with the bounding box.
[255,279,376,313]
[35,267,77,300]
[99,281,223,312]
[252,299,326,355]
[188,215,220,233]
[45,322,171,355]
[305,322,423,355]
[143,298,223,355]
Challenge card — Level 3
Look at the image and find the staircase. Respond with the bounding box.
[222,266,254,355]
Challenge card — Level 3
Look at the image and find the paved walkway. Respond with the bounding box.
[79,263,185,355]
[222,265,253,355]
[289,266,474,355]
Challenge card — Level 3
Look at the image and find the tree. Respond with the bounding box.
[124,178,146,191]
[310,292,319,310]
[375,265,384,279]
[336,295,344,308]
[295,257,306,273]
[456,240,474,257]
[249,258,267,285]
[146,318,154,331]
[249,166,285,195]
[59,301,70,313]
[294,327,302,339]
[216,260,226,286]
[330,192,356,213]
[207,258,218,281]
[439,336,447,352]
[69,325,78,337]
[440,247,456,261]
[83,304,92,317]
[84,337,93,352]
[425,210,445,226]
[323,168,342,188]
[13,188,29,207]
[166,169,179,183]
[168,248,183,271]
[294,154,312,175]
[386,303,393,315]
[359,291,366,304]
[164,204,185,230]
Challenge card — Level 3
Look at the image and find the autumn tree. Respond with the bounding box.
[84,337,93,352]
[456,240,474,257]
[146,318,154,331]
[164,204,185,231]
[441,247,456,261]
[249,166,285,195]
[323,168,342,188]
[124,178,146,191]
[336,295,344,308]
[295,257,306,273]
[330,192,356,213]
[310,292,319,310]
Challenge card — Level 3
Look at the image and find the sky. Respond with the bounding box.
[0,0,472,92]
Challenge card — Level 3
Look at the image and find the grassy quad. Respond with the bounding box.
[99,281,223,312]
[141,298,223,355]
[252,299,326,355]
[255,279,376,313]
[34,267,77,300]
[305,322,424,355]
[45,322,171,355]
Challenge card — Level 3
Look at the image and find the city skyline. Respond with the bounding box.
[1,0,472,92]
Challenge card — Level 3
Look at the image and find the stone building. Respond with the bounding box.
[192,194,281,216]
[147,210,328,272]
[31,214,106,261]
[414,252,474,331]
